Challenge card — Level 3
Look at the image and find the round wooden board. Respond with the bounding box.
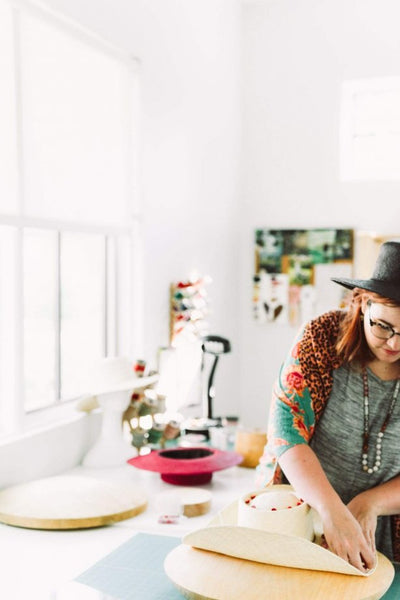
[0,475,147,529]
[164,545,395,600]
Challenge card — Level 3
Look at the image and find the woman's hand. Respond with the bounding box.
[347,492,378,554]
[278,444,378,572]
[319,503,376,572]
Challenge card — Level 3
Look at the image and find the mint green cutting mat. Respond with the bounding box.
[76,532,185,599]
[76,532,400,600]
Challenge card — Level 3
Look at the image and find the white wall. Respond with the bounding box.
[240,0,400,428]
[38,0,243,420]
[0,413,100,488]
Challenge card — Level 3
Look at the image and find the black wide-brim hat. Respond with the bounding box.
[332,241,400,303]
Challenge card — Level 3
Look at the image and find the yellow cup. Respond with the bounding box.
[234,429,267,468]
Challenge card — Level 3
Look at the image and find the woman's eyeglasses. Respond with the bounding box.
[367,301,400,340]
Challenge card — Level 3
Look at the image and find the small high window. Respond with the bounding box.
[340,77,400,181]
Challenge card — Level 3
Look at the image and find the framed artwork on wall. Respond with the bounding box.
[253,228,354,325]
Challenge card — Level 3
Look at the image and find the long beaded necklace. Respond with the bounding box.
[362,367,400,474]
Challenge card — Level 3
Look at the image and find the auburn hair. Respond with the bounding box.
[336,289,400,365]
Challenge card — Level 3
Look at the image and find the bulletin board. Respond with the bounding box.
[253,228,354,325]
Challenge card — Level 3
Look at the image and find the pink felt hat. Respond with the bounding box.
[127,447,243,485]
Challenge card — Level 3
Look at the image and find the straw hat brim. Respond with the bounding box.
[91,374,158,397]
[183,498,376,577]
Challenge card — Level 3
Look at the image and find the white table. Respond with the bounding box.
[0,464,257,600]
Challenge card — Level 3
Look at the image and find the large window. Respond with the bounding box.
[0,0,140,435]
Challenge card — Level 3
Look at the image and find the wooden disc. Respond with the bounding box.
[0,475,147,529]
[182,489,211,518]
[155,486,211,517]
[164,545,395,600]
[156,487,212,518]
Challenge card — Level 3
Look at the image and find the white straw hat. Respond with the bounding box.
[183,485,376,577]
[87,357,150,396]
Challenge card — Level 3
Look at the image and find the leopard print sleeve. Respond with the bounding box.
[298,310,343,421]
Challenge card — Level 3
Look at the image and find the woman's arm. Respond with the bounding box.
[256,327,317,487]
[350,475,400,515]
[279,444,376,572]
[347,475,400,553]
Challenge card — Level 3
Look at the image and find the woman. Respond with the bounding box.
[257,240,400,572]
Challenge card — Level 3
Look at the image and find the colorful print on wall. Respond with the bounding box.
[253,228,354,325]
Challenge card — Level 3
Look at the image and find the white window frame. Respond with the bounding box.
[0,0,143,437]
